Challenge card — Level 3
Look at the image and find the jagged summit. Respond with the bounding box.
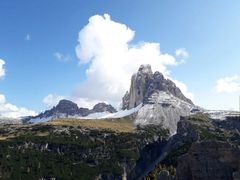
[120,64,195,134]
[55,100,79,115]
[138,64,153,74]
[122,64,193,110]
[91,102,117,113]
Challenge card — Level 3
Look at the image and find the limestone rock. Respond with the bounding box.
[122,64,193,110]
[176,141,240,180]
[91,102,117,113]
[135,91,193,135]
[54,100,80,116]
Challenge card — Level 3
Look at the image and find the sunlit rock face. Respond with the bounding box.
[135,91,193,135]
[122,64,193,110]
[122,64,194,134]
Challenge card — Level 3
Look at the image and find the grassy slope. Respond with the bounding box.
[0,117,134,141]
[46,117,135,133]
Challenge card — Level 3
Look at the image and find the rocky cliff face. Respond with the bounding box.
[145,113,240,179]
[121,64,194,134]
[135,91,193,134]
[53,99,80,116]
[122,64,193,110]
[177,141,240,180]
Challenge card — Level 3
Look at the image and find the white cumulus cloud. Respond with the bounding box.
[173,80,194,100]
[42,94,65,108]
[0,94,36,118]
[0,59,5,78]
[216,74,240,93]
[74,97,104,109]
[0,94,6,104]
[42,94,102,109]
[0,59,35,118]
[74,14,193,106]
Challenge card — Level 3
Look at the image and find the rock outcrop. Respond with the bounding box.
[135,91,193,134]
[176,141,240,180]
[145,113,240,179]
[54,100,80,116]
[122,64,193,110]
[121,64,194,134]
[91,103,117,114]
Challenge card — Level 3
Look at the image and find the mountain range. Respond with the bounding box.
[0,64,240,179]
[22,64,240,135]
[24,64,198,134]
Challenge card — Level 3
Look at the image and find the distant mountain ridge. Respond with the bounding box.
[24,100,117,123]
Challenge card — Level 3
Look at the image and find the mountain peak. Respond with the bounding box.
[92,102,117,113]
[55,99,79,116]
[122,65,193,110]
[138,64,152,74]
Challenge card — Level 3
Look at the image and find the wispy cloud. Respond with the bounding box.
[42,94,65,108]
[175,48,189,59]
[216,74,240,93]
[0,59,6,78]
[25,34,31,41]
[54,52,71,62]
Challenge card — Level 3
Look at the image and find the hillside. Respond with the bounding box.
[0,113,240,179]
[0,118,169,179]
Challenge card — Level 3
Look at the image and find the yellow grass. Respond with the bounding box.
[34,132,50,137]
[0,135,16,141]
[46,118,135,133]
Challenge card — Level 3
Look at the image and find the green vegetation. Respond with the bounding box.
[193,124,240,144]
[188,112,209,122]
[0,121,169,179]
[145,164,176,180]
[144,142,191,179]
[161,143,192,167]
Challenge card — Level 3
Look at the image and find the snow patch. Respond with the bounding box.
[83,103,143,119]
[28,104,143,123]
[29,116,54,123]
[204,110,240,120]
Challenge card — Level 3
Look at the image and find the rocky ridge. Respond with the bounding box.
[25,100,117,123]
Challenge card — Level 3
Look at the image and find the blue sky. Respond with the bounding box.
[0,0,240,117]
